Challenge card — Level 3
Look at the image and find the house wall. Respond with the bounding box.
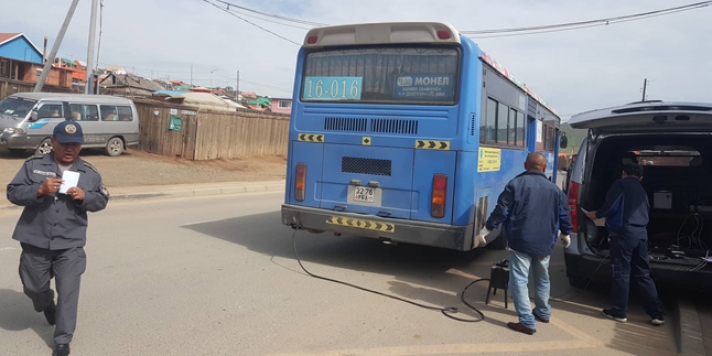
[0,37,42,64]
[20,64,72,88]
[270,98,292,114]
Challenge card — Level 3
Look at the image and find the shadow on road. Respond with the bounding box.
[183,211,683,356]
[0,289,54,349]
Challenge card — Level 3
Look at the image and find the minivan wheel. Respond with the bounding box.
[36,138,53,156]
[106,137,124,157]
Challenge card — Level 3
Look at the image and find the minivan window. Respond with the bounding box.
[37,104,63,119]
[101,105,133,121]
[69,104,100,121]
[0,97,36,118]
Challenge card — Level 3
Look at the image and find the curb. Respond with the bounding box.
[110,183,285,202]
[675,298,706,356]
[0,183,285,209]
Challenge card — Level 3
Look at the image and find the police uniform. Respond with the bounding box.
[6,121,109,351]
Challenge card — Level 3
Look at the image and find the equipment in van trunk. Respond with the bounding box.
[564,101,712,289]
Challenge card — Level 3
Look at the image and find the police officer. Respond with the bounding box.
[587,163,664,326]
[7,120,109,356]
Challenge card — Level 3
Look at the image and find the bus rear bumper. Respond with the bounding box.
[281,204,473,251]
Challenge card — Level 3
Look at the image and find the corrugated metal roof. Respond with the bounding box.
[0,33,21,45]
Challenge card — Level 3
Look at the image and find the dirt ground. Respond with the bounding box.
[0,148,286,192]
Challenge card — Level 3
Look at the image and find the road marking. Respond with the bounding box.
[266,340,600,356]
[298,133,325,143]
[326,216,395,233]
[415,140,450,150]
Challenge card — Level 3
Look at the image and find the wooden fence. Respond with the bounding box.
[0,78,74,99]
[132,99,290,161]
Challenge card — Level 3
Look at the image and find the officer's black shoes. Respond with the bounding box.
[44,301,56,326]
[53,344,70,356]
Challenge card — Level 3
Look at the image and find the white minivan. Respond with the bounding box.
[0,93,139,156]
[564,100,712,290]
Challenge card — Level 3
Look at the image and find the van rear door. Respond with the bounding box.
[569,101,712,133]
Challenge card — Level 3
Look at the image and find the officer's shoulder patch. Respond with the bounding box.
[25,154,44,162]
[83,161,98,173]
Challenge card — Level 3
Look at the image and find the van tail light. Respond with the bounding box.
[568,182,580,233]
[295,162,307,202]
[431,174,447,218]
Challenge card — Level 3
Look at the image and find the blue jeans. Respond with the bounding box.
[509,250,551,330]
[609,236,663,318]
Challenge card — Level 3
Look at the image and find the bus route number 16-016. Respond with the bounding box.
[304,76,363,101]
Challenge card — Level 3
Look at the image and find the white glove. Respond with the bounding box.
[559,233,571,248]
[475,228,491,248]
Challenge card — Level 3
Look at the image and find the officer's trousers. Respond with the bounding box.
[19,243,87,345]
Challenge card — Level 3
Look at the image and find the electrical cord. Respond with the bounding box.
[290,225,486,323]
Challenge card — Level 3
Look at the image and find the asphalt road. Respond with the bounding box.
[0,193,692,355]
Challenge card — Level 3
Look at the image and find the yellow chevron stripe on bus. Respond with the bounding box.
[326,216,395,233]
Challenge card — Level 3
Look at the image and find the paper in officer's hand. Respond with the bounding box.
[59,171,80,194]
[581,208,606,227]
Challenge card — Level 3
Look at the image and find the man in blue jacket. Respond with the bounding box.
[586,163,664,326]
[478,152,573,335]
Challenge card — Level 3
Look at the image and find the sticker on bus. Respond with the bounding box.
[478,147,502,172]
[303,76,363,101]
[394,75,454,100]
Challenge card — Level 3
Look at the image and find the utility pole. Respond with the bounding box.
[34,0,80,92]
[85,0,99,94]
[236,70,240,101]
[43,37,48,64]
[641,78,648,101]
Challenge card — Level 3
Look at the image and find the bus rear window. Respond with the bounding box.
[302,47,459,105]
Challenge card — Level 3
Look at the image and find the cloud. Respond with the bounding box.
[3,0,710,117]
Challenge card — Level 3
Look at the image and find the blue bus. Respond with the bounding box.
[281,22,564,251]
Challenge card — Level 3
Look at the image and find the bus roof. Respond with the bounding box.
[302,21,558,118]
[303,22,460,48]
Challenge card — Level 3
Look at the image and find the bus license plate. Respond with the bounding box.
[354,187,375,203]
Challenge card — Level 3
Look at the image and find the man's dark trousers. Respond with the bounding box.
[609,230,663,318]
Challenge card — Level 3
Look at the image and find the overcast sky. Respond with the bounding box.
[4,0,711,120]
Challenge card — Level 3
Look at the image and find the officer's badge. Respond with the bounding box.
[65,124,77,134]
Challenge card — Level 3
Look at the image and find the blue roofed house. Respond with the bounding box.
[0,33,43,63]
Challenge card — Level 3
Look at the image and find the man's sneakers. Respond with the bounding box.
[53,344,70,356]
[44,301,56,326]
[603,309,665,326]
[602,309,628,323]
[651,316,665,326]
[507,322,536,335]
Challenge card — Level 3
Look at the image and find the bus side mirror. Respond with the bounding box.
[30,110,39,122]
[560,136,568,149]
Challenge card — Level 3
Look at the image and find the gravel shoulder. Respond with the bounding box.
[0,149,287,192]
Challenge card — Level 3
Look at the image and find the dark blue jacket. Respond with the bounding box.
[596,177,649,239]
[486,171,573,257]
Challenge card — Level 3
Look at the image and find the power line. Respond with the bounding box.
[212,0,327,27]
[219,6,312,30]
[462,1,711,37]
[202,0,301,45]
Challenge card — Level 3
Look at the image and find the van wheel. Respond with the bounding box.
[36,138,53,156]
[486,233,508,250]
[106,137,124,157]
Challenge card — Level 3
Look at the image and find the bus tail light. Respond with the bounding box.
[431,174,447,218]
[307,35,318,44]
[295,162,307,202]
[568,181,580,233]
[436,30,451,40]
